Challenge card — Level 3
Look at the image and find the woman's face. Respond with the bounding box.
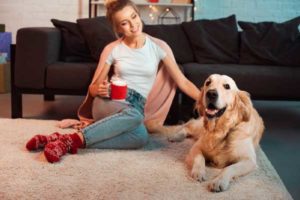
[113,5,143,38]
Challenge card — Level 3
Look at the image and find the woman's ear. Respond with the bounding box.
[237,90,252,122]
[194,87,205,116]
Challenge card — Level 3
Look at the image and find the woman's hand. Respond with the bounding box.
[89,80,111,98]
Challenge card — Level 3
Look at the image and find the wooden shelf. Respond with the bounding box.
[90,1,193,7]
[88,0,195,21]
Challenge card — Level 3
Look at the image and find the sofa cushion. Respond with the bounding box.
[182,15,239,64]
[46,62,97,90]
[181,63,300,101]
[51,19,93,62]
[77,17,116,61]
[143,24,194,64]
[238,16,300,66]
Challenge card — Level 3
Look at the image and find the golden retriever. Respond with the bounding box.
[151,74,265,192]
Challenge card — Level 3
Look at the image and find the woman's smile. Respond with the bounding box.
[114,5,143,37]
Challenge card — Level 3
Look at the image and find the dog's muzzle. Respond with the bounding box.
[205,89,226,119]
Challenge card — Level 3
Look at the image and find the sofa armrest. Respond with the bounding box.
[14,27,61,89]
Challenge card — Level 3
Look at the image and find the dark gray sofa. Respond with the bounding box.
[11,15,300,123]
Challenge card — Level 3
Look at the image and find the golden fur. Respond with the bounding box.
[152,74,264,192]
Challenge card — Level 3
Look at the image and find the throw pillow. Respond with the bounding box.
[51,19,93,62]
[238,16,300,66]
[77,17,116,61]
[143,24,194,64]
[182,15,239,64]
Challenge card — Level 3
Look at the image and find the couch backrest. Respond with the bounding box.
[51,15,300,67]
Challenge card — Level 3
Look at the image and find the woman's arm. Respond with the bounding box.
[89,63,112,98]
[162,55,200,101]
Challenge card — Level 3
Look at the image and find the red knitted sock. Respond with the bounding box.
[44,133,83,163]
[26,132,61,151]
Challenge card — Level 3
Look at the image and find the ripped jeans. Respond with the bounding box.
[82,88,148,149]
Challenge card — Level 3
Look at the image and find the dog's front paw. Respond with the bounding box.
[168,133,185,142]
[168,130,187,142]
[190,168,207,182]
[208,176,230,192]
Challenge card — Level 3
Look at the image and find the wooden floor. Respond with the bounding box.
[1,92,300,199]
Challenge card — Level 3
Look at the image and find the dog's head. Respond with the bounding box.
[196,74,252,121]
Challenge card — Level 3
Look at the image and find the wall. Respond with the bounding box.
[194,0,300,23]
[0,0,190,43]
[0,0,300,43]
[0,0,89,43]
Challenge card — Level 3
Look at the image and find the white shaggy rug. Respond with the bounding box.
[0,118,293,200]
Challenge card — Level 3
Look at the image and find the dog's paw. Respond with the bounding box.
[168,133,185,142]
[190,168,207,182]
[207,176,230,192]
[168,131,186,142]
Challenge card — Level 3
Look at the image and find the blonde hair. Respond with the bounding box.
[105,0,140,36]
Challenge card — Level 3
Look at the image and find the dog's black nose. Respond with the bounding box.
[206,89,218,101]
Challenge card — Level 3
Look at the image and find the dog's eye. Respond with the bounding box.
[205,80,211,86]
[224,84,230,90]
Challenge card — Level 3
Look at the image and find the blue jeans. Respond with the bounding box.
[82,88,148,149]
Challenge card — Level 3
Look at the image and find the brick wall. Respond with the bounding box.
[194,0,300,22]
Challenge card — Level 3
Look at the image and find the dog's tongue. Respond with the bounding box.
[206,108,218,115]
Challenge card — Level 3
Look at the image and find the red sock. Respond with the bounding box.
[44,133,83,163]
[26,132,61,151]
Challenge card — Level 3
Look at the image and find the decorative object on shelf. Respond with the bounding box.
[148,4,159,22]
[159,0,172,3]
[88,0,194,22]
[193,0,197,14]
[158,7,180,24]
[0,32,12,61]
[0,22,10,93]
[0,53,7,64]
[0,24,5,32]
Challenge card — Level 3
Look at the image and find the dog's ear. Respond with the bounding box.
[194,87,205,116]
[236,90,252,122]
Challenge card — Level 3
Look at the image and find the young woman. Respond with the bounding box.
[26,0,200,163]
